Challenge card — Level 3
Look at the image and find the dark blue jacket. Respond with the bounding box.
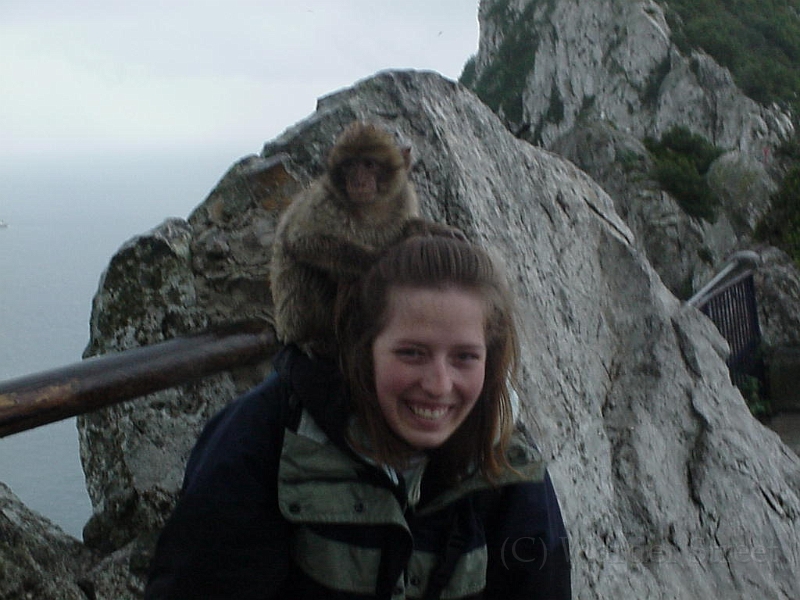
[145,346,571,599]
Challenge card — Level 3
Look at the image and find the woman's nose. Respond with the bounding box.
[421,358,453,396]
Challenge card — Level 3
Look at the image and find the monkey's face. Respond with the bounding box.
[342,157,382,204]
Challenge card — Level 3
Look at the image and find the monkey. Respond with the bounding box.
[270,120,462,357]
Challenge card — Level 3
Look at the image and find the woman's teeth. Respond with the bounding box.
[410,405,448,420]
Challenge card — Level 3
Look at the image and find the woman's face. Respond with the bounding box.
[371,285,487,451]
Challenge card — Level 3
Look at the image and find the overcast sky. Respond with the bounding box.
[1,1,481,164]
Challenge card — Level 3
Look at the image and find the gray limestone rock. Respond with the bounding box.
[470,0,793,153]
[0,482,95,600]
[550,121,738,298]
[470,0,800,351]
[78,218,241,555]
[73,70,799,599]
[755,246,800,351]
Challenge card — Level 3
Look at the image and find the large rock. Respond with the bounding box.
[755,246,800,351]
[77,219,237,555]
[550,121,739,298]
[0,482,95,600]
[70,70,800,599]
[467,0,793,153]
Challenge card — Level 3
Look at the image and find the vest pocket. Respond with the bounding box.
[290,525,383,594]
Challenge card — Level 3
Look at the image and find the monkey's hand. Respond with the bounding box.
[285,235,378,280]
[403,218,468,242]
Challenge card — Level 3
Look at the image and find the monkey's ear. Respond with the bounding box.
[401,147,412,171]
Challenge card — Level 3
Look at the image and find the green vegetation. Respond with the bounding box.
[643,56,672,106]
[697,246,714,265]
[756,164,800,267]
[460,0,555,126]
[544,80,565,124]
[464,0,800,127]
[616,147,643,173]
[736,374,772,419]
[644,126,724,222]
[662,0,800,263]
[662,0,800,113]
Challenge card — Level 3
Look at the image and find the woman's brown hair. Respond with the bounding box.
[335,235,519,482]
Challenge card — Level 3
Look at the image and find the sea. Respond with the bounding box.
[0,148,244,539]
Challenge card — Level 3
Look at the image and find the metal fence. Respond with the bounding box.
[687,251,765,391]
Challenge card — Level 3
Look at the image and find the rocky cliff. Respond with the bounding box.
[465,0,793,152]
[3,70,797,600]
[464,0,800,399]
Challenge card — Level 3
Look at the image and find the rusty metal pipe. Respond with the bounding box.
[0,321,277,438]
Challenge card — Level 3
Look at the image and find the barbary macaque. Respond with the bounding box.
[270,121,462,356]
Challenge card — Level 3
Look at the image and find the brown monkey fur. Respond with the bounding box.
[270,121,461,357]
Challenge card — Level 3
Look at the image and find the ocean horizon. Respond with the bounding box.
[0,148,240,539]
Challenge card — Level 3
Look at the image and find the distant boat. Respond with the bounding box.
[0,220,7,228]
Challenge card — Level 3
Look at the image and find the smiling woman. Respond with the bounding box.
[371,286,488,452]
[146,235,571,600]
[337,236,519,482]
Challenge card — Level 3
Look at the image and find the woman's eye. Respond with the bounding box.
[455,351,483,364]
[395,347,423,359]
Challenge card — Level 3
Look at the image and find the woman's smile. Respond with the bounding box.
[407,403,451,421]
[371,285,487,450]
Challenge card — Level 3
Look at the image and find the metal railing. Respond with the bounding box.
[0,321,276,438]
[687,251,764,389]
[0,251,768,437]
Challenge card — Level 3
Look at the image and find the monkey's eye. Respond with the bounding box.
[362,158,378,170]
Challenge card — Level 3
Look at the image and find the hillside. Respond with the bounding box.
[461,0,800,418]
[665,0,800,113]
[665,0,800,266]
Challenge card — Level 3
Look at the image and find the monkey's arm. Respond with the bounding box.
[284,234,377,280]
